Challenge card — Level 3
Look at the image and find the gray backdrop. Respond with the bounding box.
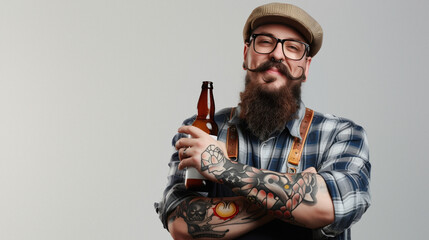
[1,0,428,239]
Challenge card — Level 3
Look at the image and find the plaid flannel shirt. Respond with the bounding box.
[155,102,371,240]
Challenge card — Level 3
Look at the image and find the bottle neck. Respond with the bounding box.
[197,83,215,119]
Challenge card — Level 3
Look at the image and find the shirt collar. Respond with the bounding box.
[286,101,306,141]
[229,106,242,126]
[230,101,306,140]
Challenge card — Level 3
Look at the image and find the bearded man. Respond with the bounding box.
[155,3,371,240]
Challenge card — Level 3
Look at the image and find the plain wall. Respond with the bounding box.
[1,0,428,239]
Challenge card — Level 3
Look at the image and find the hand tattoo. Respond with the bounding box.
[200,144,318,222]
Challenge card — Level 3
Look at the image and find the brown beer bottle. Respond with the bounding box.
[185,81,218,191]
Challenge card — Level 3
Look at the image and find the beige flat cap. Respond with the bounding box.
[243,2,323,57]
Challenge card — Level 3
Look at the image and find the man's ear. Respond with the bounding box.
[243,43,249,69]
[303,57,312,82]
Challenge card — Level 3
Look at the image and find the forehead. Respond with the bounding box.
[252,24,306,42]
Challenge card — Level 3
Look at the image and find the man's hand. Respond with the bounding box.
[175,126,229,182]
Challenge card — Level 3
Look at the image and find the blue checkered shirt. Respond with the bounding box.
[155,102,371,239]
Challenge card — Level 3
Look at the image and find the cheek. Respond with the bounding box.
[288,62,306,76]
[246,54,264,69]
[245,51,263,69]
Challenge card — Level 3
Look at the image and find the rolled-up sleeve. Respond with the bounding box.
[154,117,205,230]
[154,144,205,230]
[317,121,371,237]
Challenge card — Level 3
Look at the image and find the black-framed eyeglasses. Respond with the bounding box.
[249,34,310,61]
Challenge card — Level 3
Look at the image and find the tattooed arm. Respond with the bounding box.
[176,126,334,229]
[167,196,273,240]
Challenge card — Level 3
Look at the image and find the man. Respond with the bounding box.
[155,3,371,239]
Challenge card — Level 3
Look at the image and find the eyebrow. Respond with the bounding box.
[253,32,305,42]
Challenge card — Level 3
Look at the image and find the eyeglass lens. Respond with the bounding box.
[253,35,307,60]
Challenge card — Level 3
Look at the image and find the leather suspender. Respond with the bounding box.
[226,107,314,170]
[226,108,238,160]
[286,108,314,172]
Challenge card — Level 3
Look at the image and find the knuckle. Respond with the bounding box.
[190,156,199,164]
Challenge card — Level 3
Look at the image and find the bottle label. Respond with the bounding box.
[186,167,206,180]
[185,134,217,180]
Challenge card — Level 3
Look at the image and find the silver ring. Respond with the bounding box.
[182,147,188,158]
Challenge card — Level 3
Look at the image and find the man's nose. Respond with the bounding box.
[270,42,285,62]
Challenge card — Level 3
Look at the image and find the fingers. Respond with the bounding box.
[178,147,191,161]
[175,125,217,171]
[178,157,190,170]
[182,147,188,158]
[178,125,206,138]
[175,137,198,150]
[178,147,187,159]
[177,147,197,170]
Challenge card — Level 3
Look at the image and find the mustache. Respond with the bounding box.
[243,60,306,81]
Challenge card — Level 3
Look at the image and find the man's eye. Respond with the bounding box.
[257,40,273,45]
[285,43,302,52]
[256,36,274,44]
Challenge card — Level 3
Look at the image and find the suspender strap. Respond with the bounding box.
[287,108,314,166]
[226,107,314,167]
[226,108,238,159]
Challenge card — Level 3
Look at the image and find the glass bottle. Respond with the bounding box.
[185,81,218,191]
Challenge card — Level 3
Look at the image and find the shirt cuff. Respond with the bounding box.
[154,183,203,230]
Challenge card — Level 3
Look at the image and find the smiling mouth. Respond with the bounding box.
[262,68,282,83]
[266,67,280,74]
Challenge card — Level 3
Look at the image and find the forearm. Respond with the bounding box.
[175,127,334,230]
[167,196,273,240]
[200,145,334,229]
[174,121,370,236]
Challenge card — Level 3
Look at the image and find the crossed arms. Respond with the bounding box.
[167,126,334,239]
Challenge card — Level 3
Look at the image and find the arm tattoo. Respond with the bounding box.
[201,144,318,222]
[169,198,266,238]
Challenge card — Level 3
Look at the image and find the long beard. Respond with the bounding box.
[239,73,302,141]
